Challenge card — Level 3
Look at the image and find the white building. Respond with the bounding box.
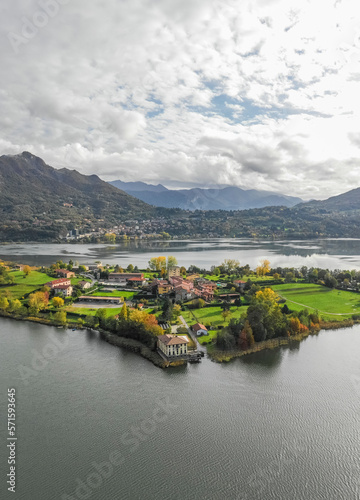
[158,334,189,357]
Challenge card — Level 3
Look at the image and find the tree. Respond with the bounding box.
[0,265,14,285]
[130,309,163,335]
[308,268,318,283]
[289,317,301,335]
[118,303,128,321]
[167,256,178,269]
[256,259,271,277]
[23,265,32,277]
[238,321,254,350]
[234,296,242,307]
[343,278,350,289]
[85,315,95,328]
[148,256,167,271]
[127,264,134,272]
[216,330,236,350]
[221,309,231,323]
[162,298,173,322]
[173,304,182,317]
[222,259,240,274]
[9,299,21,313]
[54,311,67,326]
[95,309,107,322]
[160,232,171,239]
[221,300,231,311]
[52,297,64,309]
[28,291,49,315]
[213,267,220,276]
[79,265,87,273]
[285,272,295,283]
[0,297,9,310]
[105,233,116,243]
[324,273,337,289]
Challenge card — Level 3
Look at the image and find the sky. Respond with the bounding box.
[1,0,360,199]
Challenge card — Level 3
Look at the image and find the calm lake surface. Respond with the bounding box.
[2,238,360,269]
[0,318,359,500]
[1,239,360,499]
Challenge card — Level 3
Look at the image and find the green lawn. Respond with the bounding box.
[11,270,53,285]
[272,283,360,319]
[247,274,275,283]
[203,273,274,284]
[182,305,247,327]
[1,270,54,299]
[197,329,218,345]
[64,306,123,317]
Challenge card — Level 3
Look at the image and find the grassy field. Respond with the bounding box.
[64,306,123,317]
[203,273,274,284]
[197,330,218,345]
[182,305,247,327]
[1,270,54,299]
[272,283,360,319]
[11,270,53,285]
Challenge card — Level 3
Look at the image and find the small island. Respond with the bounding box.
[1,256,359,367]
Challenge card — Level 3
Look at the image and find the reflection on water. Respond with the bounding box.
[2,238,360,269]
[239,347,284,368]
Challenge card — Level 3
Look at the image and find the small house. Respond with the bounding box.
[54,285,73,297]
[56,269,75,279]
[78,281,91,290]
[192,323,208,336]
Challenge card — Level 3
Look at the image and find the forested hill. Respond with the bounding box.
[299,187,360,212]
[0,152,161,240]
[1,152,360,242]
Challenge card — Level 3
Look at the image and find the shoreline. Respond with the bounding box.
[0,311,182,369]
[1,310,358,366]
[206,318,359,362]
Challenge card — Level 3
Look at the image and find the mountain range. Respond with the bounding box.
[1,152,360,242]
[110,180,302,210]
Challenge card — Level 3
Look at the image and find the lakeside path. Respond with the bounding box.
[276,293,353,316]
[179,315,205,351]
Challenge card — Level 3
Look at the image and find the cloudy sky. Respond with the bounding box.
[1,0,360,199]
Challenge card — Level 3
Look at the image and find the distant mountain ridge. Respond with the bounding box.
[300,187,360,211]
[0,152,156,240]
[110,180,168,193]
[2,152,360,243]
[109,180,303,210]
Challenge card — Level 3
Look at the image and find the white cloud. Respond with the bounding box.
[1,0,360,200]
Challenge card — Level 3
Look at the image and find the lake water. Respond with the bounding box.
[0,317,359,500]
[2,238,360,270]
